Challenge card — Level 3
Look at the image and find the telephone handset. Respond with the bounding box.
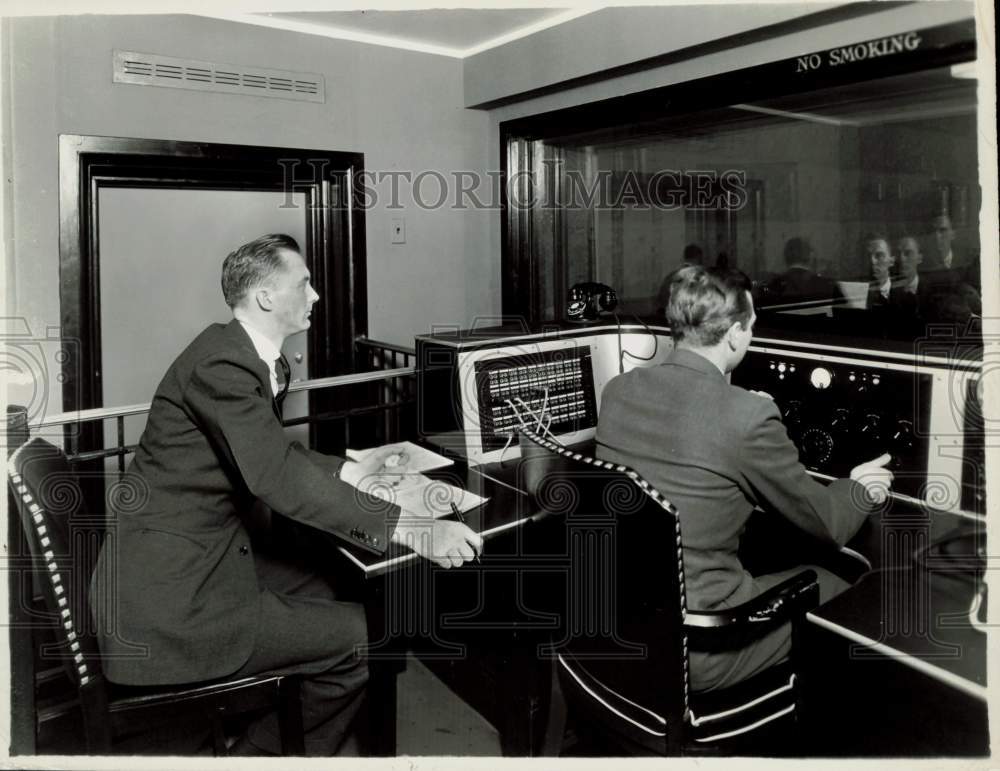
[566,282,618,321]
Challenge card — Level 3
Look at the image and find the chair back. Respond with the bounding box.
[517,426,690,747]
[6,405,30,456]
[7,437,106,691]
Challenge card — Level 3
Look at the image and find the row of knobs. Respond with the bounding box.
[782,401,914,466]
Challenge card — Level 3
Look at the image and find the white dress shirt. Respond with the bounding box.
[238,319,283,398]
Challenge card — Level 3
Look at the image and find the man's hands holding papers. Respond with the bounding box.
[339,443,412,488]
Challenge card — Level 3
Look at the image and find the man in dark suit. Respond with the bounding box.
[90,233,481,755]
[767,236,844,310]
[928,213,980,288]
[891,233,981,332]
[596,265,892,692]
[864,233,896,312]
[885,234,931,337]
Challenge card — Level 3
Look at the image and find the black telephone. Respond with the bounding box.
[566,282,618,321]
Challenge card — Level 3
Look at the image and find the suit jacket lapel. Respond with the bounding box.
[225,320,283,420]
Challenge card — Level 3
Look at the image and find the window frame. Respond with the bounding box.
[499,19,976,327]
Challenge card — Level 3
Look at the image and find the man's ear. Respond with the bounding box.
[254,287,272,312]
[724,321,741,350]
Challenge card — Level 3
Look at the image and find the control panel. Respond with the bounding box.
[474,346,598,451]
[416,322,670,466]
[416,324,980,514]
[732,349,932,499]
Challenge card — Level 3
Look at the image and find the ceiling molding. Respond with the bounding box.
[460,8,598,57]
[196,7,600,59]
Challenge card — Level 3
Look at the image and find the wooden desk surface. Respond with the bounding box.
[807,501,986,701]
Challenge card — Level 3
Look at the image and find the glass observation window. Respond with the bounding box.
[516,64,981,346]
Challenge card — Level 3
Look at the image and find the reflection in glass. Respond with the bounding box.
[523,66,981,346]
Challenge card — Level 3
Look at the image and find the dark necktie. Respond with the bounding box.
[274,355,291,408]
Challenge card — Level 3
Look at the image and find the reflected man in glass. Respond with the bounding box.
[864,234,895,311]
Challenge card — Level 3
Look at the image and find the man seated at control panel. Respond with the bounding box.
[596,265,892,692]
[90,233,482,755]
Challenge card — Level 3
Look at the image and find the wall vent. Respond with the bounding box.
[113,50,324,103]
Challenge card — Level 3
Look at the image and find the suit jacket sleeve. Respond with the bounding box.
[736,396,872,545]
[298,444,346,478]
[186,352,399,553]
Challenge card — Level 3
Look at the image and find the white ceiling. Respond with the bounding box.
[203,6,598,58]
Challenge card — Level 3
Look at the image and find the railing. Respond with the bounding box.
[355,336,417,448]
[356,336,415,370]
[21,337,417,472]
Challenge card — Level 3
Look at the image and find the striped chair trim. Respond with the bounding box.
[8,448,92,687]
[518,425,692,714]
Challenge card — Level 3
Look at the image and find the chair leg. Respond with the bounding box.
[79,683,113,754]
[541,660,568,756]
[278,676,306,756]
[211,707,228,756]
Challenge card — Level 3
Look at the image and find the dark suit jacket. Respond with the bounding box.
[91,320,400,686]
[864,280,894,311]
[890,271,981,328]
[595,348,872,614]
[928,249,981,289]
[769,266,844,307]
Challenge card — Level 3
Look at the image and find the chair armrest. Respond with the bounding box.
[684,569,819,651]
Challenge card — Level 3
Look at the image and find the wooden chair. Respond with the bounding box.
[7,435,306,755]
[516,426,820,756]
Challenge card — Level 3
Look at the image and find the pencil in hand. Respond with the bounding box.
[450,502,480,563]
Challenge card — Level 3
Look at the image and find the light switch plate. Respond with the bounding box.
[391,217,406,244]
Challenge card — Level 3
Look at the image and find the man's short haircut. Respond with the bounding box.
[683,243,704,264]
[666,265,753,347]
[221,234,300,309]
[783,236,812,266]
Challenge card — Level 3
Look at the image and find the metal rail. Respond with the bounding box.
[23,337,418,472]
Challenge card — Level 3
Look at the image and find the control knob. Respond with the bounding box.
[859,413,883,446]
[890,420,914,468]
[782,400,803,423]
[782,400,803,439]
[829,408,850,433]
[801,427,835,468]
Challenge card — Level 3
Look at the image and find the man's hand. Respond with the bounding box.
[339,444,411,488]
[391,516,483,568]
[850,453,893,505]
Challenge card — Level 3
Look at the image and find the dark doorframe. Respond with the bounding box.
[58,135,368,439]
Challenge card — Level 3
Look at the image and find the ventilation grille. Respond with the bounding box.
[113,50,324,103]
